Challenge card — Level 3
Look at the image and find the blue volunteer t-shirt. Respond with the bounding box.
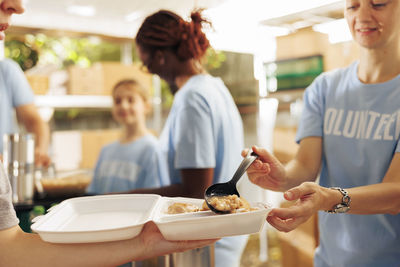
[159,74,248,267]
[159,74,244,185]
[0,59,34,152]
[87,134,169,194]
[296,61,400,267]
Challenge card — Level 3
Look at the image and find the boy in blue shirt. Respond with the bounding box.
[87,79,169,194]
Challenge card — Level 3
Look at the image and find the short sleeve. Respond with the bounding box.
[296,75,326,143]
[86,147,106,194]
[173,94,215,169]
[2,59,34,107]
[0,165,19,230]
[142,145,170,188]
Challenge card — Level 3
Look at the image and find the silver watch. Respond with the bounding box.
[326,187,351,213]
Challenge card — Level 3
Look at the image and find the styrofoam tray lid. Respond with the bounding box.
[31,194,161,243]
[31,194,272,243]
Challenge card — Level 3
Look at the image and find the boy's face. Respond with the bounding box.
[112,85,149,127]
[0,0,25,41]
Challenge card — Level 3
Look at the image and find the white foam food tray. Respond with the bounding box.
[31,194,271,243]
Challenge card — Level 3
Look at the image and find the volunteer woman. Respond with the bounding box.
[132,9,248,267]
[246,0,400,266]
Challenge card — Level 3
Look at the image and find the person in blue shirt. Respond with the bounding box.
[0,0,50,167]
[0,58,50,167]
[87,79,169,195]
[246,1,400,266]
[0,2,216,266]
[132,9,248,267]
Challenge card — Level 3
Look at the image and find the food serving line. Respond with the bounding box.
[5,133,273,266]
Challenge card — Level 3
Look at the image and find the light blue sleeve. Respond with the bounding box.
[173,95,215,169]
[2,59,34,107]
[295,74,326,144]
[86,147,106,194]
[142,146,170,188]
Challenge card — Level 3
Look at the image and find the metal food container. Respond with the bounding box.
[132,246,214,267]
[2,133,35,204]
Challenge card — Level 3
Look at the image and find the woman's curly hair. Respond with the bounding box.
[135,9,211,61]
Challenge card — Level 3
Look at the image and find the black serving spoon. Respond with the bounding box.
[204,150,258,214]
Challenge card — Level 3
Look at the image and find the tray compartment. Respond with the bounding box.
[153,197,271,240]
[31,194,161,243]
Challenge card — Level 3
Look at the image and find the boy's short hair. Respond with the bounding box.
[112,79,150,102]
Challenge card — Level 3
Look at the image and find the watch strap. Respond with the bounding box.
[325,187,351,213]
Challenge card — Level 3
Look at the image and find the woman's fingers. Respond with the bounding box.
[243,146,274,163]
[267,214,308,232]
[251,146,273,162]
[267,205,312,232]
[241,148,250,157]
[284,182,316,201]
[268,205,310,220]
[247,159,270,172]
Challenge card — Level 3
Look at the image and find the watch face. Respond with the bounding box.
[336,205,350,213]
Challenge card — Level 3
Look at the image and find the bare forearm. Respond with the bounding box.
[16,104,50,156]
[282,137,322,191]
[28,118,50,154]
[283,159,319,191]
[344,182,400,215]
[324,153,400,215]
[1,228,141,267]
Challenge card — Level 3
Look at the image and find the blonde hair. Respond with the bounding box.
[112,79,150,102]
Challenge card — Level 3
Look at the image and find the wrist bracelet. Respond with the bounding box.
[325,187,351,214]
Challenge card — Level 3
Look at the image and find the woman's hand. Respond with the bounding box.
[135,221,218,261]
[266,182,335,232]
[242,146,287,192]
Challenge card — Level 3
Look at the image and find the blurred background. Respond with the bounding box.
[2,0,359,266]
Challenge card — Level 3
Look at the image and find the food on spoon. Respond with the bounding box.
[167,202,200,214]
[205,194,254,213]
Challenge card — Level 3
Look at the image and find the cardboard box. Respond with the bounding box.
[52,129,122,171]
[277,200,318,267]
[51,131,82,171]
[26,74,49,95]
[67,64,103,95]
[273,127,298,164]
[80,129,121,169]
[280,200,319,245]
[68,62,153,96]
[276,28,328,61]
[276,27,359,72]
[98,62,153,95]
[278,230,315,267]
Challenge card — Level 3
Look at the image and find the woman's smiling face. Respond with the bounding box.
[0,0,25,40]
[345,0,400,49]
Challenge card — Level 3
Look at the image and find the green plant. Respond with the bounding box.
[4,38,38,71]
[5,33,138,69]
